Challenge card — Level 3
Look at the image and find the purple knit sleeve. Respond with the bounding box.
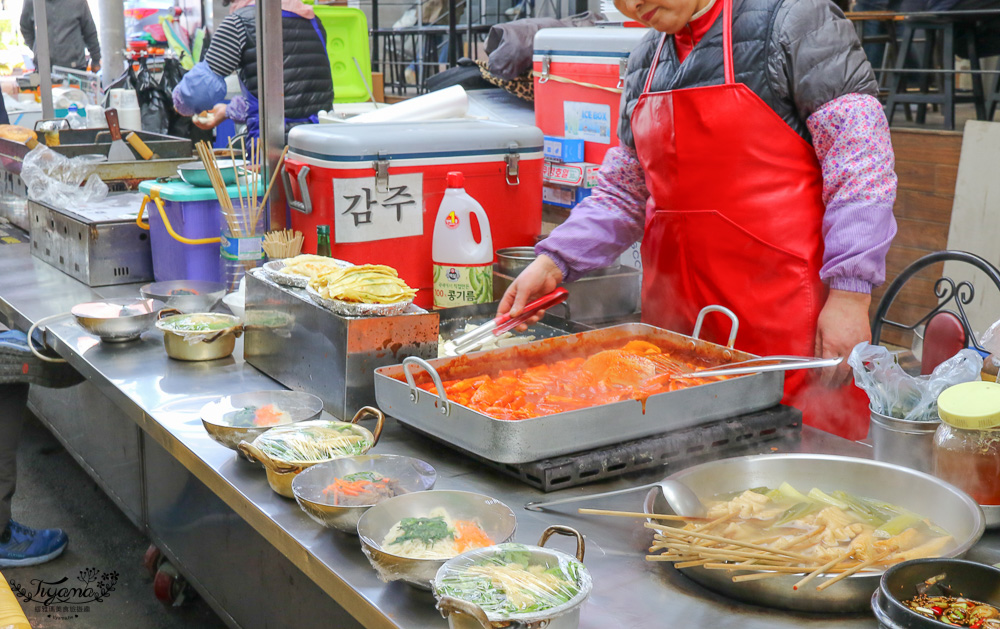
[535,146,649,282]
[807,93,898,294]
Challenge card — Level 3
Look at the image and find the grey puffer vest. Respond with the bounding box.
[618,0,878,147]
[234,7,334,121]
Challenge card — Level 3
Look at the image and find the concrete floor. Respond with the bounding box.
[3,412,226,629]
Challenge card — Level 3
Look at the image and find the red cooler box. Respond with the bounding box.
[283,120,544,307]
[533,26,648,165]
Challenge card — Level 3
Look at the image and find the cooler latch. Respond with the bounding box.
[504,150,520,186]
[374,156,390,193]
[618,58,628,89]
[539,55,551,84]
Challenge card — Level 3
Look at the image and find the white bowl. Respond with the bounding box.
[222,292,245,319]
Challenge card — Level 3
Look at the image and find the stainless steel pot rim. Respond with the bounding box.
[357,490,517,563]
[433,542,593,624]
[496,247,537,259]
[663,452,985,559]
[71,298,163,318]
[291,454,436,507]
[199,390,324,428]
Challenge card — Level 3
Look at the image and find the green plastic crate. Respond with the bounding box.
[312,5,372,104]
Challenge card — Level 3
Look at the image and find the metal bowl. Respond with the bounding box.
[177,160,243,187]
[357,490,517,590]
[200,390,324,451]
[291,455,437,534]
[71,298,163,343]
[495,247,536,277]
[433,526,592,629]
[872,558,1000,629]
[238,407,384,498]
[141,280,227,313]
[156,312,243,362]
[644,453,985,612]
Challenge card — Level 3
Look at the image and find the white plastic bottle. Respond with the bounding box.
[65,105,87,129]
[432,171,494,309]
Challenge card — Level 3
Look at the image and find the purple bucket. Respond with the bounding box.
[147,199,224,283]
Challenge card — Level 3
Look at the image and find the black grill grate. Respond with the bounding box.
[476,405,803,492]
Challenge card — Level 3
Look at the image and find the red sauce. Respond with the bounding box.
[935,431,1000,505]
[420,340,727,420]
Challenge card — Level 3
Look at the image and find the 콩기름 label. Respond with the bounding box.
[433,263,493,308]
[220,233,264,261]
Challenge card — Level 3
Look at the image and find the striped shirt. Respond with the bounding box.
[205,14,247,78]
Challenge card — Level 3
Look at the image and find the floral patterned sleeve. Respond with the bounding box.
[807,93,898,294]
[535,146,649,282]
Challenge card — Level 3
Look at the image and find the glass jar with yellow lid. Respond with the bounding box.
[934,381,1000,505]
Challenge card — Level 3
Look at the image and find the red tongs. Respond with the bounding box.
[443,288,569,355]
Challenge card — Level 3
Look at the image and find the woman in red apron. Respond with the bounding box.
[500,0,897,440]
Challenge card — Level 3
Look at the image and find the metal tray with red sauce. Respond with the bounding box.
[374,322,784,464]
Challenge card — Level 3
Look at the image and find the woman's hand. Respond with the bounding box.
[814,289,872,387]
[498,254,564,326]
[193,103,228,130]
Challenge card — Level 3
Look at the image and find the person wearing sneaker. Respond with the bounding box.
[0,330,70,567]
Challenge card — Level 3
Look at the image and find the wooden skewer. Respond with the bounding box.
[733,572,792,583]
[578,508,700,522]
[648,524,814,562]
[702,562,879,574]
[815,548,896,592]
[252,145,289,235]
[692,512,735,532]
[792,551,853,591]
[652,544,797,564]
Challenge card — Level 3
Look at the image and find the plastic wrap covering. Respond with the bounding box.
[849,343,984,421]
[21,145,108,209]
[433,543,592,625]
[155,313,241,345]
[251,420,373,462]
[981,320,1000,371]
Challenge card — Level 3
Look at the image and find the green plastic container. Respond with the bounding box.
[312,5,372,104]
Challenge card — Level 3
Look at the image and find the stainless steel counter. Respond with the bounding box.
[2,243,996,629]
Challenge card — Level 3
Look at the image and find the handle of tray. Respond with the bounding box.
[436,597,491,629]
[402,356,451,416]
[538,525,586,561]
[350,406,385,445]
[692,305,739,349]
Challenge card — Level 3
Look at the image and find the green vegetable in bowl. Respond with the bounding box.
[435,544,585,616]
[254,422,370,462]
[161,314,236,332]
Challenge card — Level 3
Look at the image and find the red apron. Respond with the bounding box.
[631,0,869,440]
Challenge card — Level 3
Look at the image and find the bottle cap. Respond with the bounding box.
[446,172,464,188]
[938,381,1000,430]
[317,225,330,235]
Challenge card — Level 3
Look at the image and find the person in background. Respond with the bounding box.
[501,0,897,441]
[172,0,333,138]
[20,0,102,72]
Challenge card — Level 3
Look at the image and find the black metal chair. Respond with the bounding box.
[885,18,988,130]
[871,250,1000,372]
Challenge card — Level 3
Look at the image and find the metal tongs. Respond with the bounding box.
[671,355,843,379]
[442,287,570,356]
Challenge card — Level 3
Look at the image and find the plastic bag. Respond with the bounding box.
[848,342,983,422]
[980,319,1000,369]
[21,145,108,209]
[160,57,193,138]
[135,57,169,135]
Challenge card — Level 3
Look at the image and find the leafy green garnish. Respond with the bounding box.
[224,406,257,428]
[393,516,453,546]
[343,471,382,483]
